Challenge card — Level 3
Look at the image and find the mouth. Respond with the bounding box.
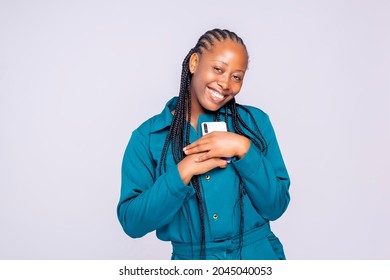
[206,87,227,103]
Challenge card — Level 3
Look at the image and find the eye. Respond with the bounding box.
[213,67,222,73]
[232,74,242,81]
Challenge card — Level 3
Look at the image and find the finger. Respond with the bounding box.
[184,143,211,155]
[197,157,227,173]
[183,139,204,151]
[218,159,228,169]
[188,152,207,161]
[194,151,213,162]
[211,158,228,169]
[183,134,213,151]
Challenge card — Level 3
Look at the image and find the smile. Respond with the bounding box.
[206,87,226,103]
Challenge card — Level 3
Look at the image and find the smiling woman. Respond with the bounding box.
[189,39,248,120]
[117,28,291,260]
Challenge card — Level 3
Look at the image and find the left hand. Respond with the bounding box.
[183,131,250,162]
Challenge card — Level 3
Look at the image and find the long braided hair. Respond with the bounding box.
[159,28,267,259]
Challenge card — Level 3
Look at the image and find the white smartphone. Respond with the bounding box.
[201,121,228,135]
[201,122,231,163]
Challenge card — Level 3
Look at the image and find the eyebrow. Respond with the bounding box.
[212,60,246,73]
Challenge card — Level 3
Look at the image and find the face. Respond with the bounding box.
[189,40,248,116]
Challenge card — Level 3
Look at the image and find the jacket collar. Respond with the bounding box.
[150,97,177,133]
[150,96,233,133]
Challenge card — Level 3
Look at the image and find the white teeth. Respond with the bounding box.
[208,88,224,100]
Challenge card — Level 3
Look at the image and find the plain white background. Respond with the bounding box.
[1,0,389,259]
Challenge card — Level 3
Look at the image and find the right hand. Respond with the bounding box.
[177,152,228,185]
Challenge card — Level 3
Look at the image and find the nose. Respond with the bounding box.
[217,74,230,90]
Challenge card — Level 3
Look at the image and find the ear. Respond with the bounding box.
[189,53,199,74]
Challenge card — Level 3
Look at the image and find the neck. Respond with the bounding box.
[189,99,206,132]
[188,90,207,131]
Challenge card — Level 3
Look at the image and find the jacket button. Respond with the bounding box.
[205,175,211,181]
[212,213,218,220]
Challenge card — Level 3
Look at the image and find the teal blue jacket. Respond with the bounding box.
[118,97,290,259]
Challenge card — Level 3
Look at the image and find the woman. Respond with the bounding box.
[117,28,290,260]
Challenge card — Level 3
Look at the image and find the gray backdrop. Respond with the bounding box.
[1,0,389,259]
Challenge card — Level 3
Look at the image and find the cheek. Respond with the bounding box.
[193,73,216,94]
[231,83,243,95]
[198,65,216,80]
[202,72,217,85]
[192,69,212,85]
[190,74,202,92]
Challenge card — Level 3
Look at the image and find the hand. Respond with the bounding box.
[183,131,250,162]
[177,153,228,185]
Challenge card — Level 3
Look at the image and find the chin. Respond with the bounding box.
[201,101,225,112]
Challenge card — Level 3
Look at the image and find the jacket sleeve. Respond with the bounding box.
[232,114,290,221]
[117,125,193,238]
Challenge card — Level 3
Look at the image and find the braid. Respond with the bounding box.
[238,180,245,259]
[160,28,260,259]
[230,101,268,155]
[224,99,267,260]
[224,107,229,131]
[186,77,206,258]
[159,50,193,173]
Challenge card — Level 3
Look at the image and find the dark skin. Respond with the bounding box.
[177,40,251,185]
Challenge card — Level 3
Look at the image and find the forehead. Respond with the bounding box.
[201,40,248,69]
